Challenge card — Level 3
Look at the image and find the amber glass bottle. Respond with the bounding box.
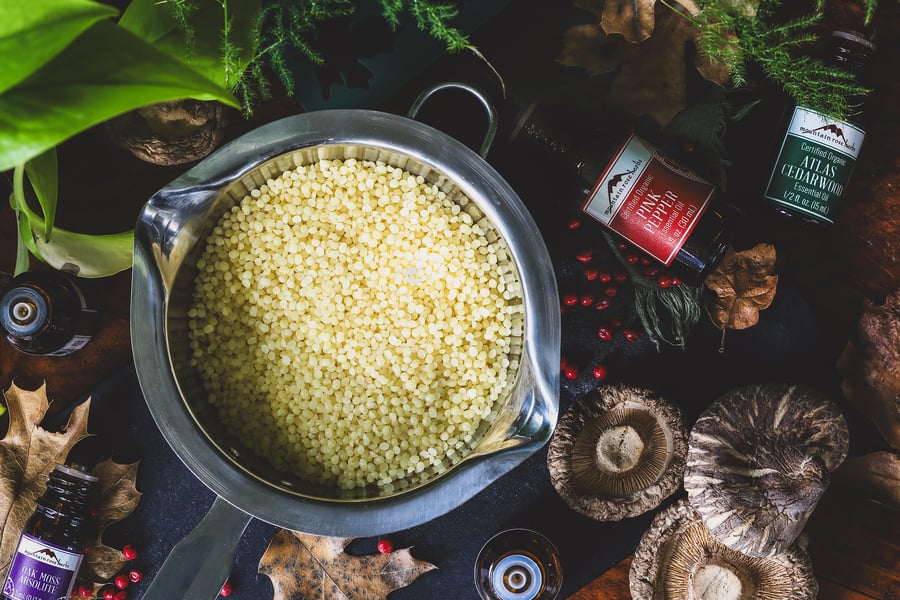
[509,103,730,285]
[761,30,876,226]
[0,270,98,356]
[475,529,563,600]
[2,464,98,600]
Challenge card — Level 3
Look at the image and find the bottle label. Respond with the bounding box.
[3,534,83,600]
[763,106,865,224]
[45,334,92,357]
[582,134,715,266]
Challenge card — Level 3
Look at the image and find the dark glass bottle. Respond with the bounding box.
[2,464,98,600]
[0,270,98,356]
[761,30,876,226]
[474,528,563,600]
[509,103,730,285]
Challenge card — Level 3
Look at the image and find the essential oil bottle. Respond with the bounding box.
[2,464,98,600]
[474,528,563,600]
[761,30,876,226]
[0,270,98,356]
[509,104,731,285]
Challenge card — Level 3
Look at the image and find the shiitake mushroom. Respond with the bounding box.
[548,384,687,521]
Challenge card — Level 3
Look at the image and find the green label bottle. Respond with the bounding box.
[763,30,875,226]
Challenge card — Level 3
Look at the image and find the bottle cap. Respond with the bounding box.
[55,463,100,483]
[1,285,50,337]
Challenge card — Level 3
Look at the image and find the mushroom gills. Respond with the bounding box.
[664,522,794,600]
[571,406,670,498]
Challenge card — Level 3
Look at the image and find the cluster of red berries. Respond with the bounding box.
[560,357,608,381]
[71,545,141,600]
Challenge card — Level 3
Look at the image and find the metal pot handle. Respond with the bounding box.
[407,81,498,158]
[142,496,252,600]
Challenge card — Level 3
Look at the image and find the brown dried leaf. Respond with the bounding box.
[832,451,900,510]
[259,530,436,600]
[704,244,778,330]
[559,4,729,127]
[81,460,142,582]
[836,290,900,450]
[593,0,702,43]
[0,383,91,575]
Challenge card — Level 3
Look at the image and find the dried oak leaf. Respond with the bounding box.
[259,530,436,600]
[560,2,730,127]
[595,0,698,43]
[835,290,900,450]
[832,451,900,511]
[704,243,778,331]
[0,382,91,576]
[81,459,142,582]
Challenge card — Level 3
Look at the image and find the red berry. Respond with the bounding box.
[640,257,651,266]
[575,249,593,263]
[562,292,578,307]
[643,267,659,278]
[605,285,618,298]
[614,272,628,283]
[567,218,582,230]
[563,365,578,380]
[579,294,594,307]
[220,582,233,597]
[616,242,628,251]
[592,365,608,380]
[597,327,613,341]
[115,574,129,590]
[114,592,127,600]
[102,587,116,600]
[377,539,394,554]
[610,318,623,330]
[122,544,138,560]
[77,584,92,598]
[625,253,639,265]
[83,544,92,555]
[584,268,599,281]
[671,278,682,286]
[598,271,612,283]
[128,570,143,583]
[594,298,610,311]
[658,276,672,288]
[624,329,641,343]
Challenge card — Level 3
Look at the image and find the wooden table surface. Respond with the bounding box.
[1,0,898,598]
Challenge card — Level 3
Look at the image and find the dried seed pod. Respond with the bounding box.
[629,499,817,600]
[105,100,227,166]
[547,384,687,521]
[684,384,849,558]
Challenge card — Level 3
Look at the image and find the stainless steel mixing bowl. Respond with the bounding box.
[131,83,560,598]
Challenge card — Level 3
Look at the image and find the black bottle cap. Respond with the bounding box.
[1,285,51,337]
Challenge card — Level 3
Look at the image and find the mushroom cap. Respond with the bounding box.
[629,499,817,600]
[548,384,687,521]
[684,384,849,558]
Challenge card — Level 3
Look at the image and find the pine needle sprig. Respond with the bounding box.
[406,0,469,52]
[691,0,871,119]
[165,0,198,53]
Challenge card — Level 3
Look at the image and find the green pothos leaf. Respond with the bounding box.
[23,148,58,241]
[0,0,117,95]
[0,19,239,171]
[9,190,133,279]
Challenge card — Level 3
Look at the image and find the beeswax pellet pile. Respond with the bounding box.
[187,158,523,490]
